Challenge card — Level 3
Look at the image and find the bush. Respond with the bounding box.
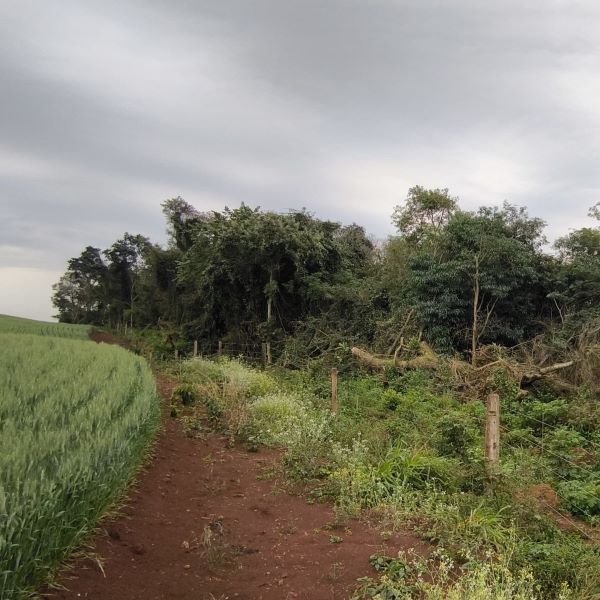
[247,392,309,447]
[220,358,277,398]
[171,383,197,406]
[556,479,600,518]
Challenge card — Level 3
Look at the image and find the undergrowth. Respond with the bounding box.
[169,357,600,599]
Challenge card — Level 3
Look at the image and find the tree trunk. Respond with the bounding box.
[266,270,273,365]
[352,342,439,372]
[471,254,480,366]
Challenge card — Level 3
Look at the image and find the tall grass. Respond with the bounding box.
[0,314,90,339]
[0,332,160,599]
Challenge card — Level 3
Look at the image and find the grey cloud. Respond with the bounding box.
[1,0,599,319]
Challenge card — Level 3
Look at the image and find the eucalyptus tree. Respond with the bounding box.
[103,233,151,328]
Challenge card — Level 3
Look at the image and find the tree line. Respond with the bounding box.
[52,188,600,361]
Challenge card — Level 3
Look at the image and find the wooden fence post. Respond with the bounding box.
[193,340,198,357]
[261,343,267,367]
[174,348,179,360]
[331,368,339,415]
[266,342,272,365]
[485,393,500,478]
[218,340,223,356]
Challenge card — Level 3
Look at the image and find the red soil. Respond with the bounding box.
[46,334,428,599]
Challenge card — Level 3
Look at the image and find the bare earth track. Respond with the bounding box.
[47,332,427,600]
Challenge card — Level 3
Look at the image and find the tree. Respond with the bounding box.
[407,205,547,357]
[392,185,458,243]
[52,246,108,323]
[162,197,203,252]
[103,233,151,328]
[551,210,600,323]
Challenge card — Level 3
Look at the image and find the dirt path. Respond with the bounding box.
[47,336,427,599]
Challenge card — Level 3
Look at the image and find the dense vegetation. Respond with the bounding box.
[52,188,599,597]
[168,357,599,599]
[52,190,599,367]
[0,318,160,599]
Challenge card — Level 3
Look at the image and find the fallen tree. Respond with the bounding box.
[351,343,577,394]
[351,342,439,372]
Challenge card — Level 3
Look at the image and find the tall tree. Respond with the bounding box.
[52,246,108,323]
[392,185,458,244]
[103,233,151,328]
[407,205,547,356]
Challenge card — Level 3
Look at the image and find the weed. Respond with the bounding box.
[171,383,197,406]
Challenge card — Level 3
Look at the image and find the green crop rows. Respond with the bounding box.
[0,314,91,339]
[0,325,160,599]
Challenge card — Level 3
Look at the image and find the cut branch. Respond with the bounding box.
[352,342,439,372]
[521,361,575,385]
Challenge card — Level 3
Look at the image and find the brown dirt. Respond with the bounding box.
[44,335,428,599]
[523,483,561,510]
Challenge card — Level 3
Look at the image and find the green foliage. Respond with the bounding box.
[405,204,547,352]
[556,480,600,517]
[512,540,598,598]
[392,185,458,243]
[354,549,550,600]
[246,392,310,447]
[0,332,160,599]
[171,383,197,406]
[169,355,599,598]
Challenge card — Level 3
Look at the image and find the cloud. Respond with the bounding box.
[0,0,599,319]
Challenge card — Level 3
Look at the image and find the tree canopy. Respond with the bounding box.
[52,189,599,363]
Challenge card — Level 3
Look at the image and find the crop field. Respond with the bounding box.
[0,314,91,339]
[0,327,160,599]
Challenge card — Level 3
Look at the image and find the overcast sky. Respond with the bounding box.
[1,0,599,320]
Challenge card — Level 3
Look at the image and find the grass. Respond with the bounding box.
[0,314,91,339]
[0,330,160,599]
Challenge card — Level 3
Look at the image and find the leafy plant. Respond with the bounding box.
[171,383,197,406]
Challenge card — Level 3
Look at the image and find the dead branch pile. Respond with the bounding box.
[351,338,588,398]
[351,341,440,372]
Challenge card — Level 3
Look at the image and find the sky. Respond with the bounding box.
[1,0,599,321]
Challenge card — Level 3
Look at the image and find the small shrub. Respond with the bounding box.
[556,479,600,518]
[283,410,334,480]
[246,392,309,447]
[219,358,277,398]
[171,383,197,406]
[354,548,555,600]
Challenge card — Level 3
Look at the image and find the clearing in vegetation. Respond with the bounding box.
[0,319,160,599]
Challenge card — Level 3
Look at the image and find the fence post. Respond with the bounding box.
[261,343,267,366]
[266,342,272,365]
[193,339,198,357]
[174,348,179,360]
[218,340,223,356]
[331,368,339,415]
[485,393,500,479]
